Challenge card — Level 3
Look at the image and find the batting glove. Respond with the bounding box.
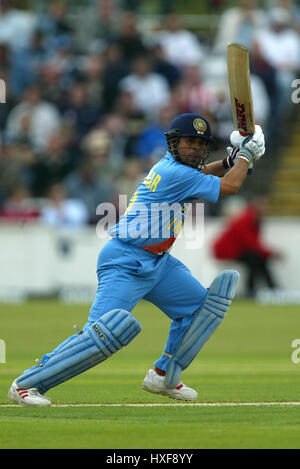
[230,125,264,148]
[230,125,265,161]
[222,146,239,170]
[238,132,265,165]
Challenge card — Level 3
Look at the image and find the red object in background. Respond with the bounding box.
[0,186,40,223]
[0,205,40,222]
[212,205,274,261]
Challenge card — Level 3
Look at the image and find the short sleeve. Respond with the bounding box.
[169,165,221,203]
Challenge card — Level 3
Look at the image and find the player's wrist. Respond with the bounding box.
[237,155,251,166]
[237,147,254,165]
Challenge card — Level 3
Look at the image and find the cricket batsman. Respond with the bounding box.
[8,113,265,406]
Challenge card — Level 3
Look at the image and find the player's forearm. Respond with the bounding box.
[201,160,226,176]
[219,158,249,196]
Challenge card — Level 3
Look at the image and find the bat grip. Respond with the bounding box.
[239,131,253,175]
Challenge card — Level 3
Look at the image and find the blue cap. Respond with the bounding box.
[165,113,213,142]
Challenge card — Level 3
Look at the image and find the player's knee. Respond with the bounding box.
[94,308,142,349]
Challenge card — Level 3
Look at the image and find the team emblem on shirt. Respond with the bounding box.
[193,118,207,134]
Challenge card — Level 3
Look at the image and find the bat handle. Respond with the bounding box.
[239,131,253,175]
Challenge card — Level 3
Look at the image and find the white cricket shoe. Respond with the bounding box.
[8,380,51,407]
[142,369,198,401]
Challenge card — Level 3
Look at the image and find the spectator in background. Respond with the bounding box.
[9,29,49,99]
[211,196,281,297]
[38,62,67,111]
[150,43,182,90]
[95,112,132,168]
[119,55,170,119]
[64,157,116,224]
[28,127,79,197]
[155,14,205,68]
[37,35,78,110]
[0,141,37,191]
[134,104,177,169]
[42,33,78,91]
[115,158,144,201]
[5,84,61,151]
[278,0,300,32]
[82,127,117,181]
[112,93,147,160]
[102,41,130,112]
[62,81,102,144]
[252,7,300,118]
[176,64,219,121]
[95,0,120,42]
[0,185,39,222]
[82,53,105,107]
[0,0,37,52]
[115,11,147,62]
[248,74,271,128]
[75,0,120,52]
[41,182,88,228]
[113,157,145,222]
[213,0,266,53]
[36,1,74,54]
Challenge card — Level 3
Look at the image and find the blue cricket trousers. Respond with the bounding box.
[85,238,207,371]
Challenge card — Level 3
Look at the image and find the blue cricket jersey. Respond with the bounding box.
[109,151,220,254]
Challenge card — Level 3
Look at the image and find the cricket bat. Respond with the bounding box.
[227,42,255,174]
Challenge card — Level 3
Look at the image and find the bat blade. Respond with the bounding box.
[227,42,255,173]
[227,42,255,135]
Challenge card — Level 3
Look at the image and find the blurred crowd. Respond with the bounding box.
[0,0,299,227]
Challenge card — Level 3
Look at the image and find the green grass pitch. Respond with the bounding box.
[1,298,300,449]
